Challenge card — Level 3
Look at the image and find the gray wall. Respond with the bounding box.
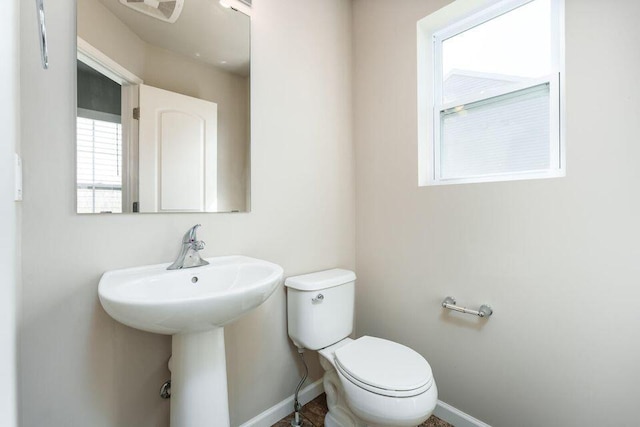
[0,0,19,425]
[19,0,353,426]
[77,61,122,117]
[353,0,640,426]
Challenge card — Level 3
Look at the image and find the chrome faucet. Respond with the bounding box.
[167,224,209,270]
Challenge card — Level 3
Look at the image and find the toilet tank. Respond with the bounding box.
[285,269,356,350]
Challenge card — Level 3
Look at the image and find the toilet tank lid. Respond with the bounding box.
[285,268,356,291]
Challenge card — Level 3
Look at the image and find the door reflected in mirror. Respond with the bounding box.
[76,0,251,213]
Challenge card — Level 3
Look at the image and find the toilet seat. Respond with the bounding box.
[334,336,433,398]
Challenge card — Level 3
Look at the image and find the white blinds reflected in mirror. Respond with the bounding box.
[76,117,123,214]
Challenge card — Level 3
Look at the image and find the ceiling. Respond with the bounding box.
[97,0,250,76]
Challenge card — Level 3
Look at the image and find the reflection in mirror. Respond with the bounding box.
[76,0,251,214]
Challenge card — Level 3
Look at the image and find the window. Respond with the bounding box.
[76,116,123,213]
[418,0,564,185]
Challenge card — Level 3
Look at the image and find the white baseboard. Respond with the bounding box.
[239,381,490,427]
[434,400,492,427]
[239,379,324,427]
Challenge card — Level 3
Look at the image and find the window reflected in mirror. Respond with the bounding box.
[77,60,124,213]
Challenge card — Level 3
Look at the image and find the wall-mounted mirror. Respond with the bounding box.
[76,0,250,213]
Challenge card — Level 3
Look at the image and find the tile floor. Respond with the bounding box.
[272,394,452,427]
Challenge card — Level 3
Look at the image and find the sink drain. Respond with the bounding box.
[191,276,198,284]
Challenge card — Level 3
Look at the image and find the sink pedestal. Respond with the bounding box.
[98,256,283,426]
[171,328,229,427]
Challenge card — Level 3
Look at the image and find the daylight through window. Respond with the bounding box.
[420,0,564,185]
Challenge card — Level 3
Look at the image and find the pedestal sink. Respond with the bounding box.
[98,255,283,427]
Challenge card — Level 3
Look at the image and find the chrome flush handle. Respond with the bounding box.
[312,293,324,303]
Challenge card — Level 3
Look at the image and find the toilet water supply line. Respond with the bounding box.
[291,348,309,427]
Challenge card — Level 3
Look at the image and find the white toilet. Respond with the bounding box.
[285,269,437,427]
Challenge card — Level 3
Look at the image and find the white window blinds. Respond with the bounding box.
[440,83,551,179]
[76,116,123,213]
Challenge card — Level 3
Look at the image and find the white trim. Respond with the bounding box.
[121,85,140,213]
[431,168,564,186]
[555,0,566,174]
[434,400,492,427]
[236,379,493,427]
[432,30,443,181]
[77,37,143,86]
[433,0,536,41]
[238,379,324,427]
[416,18,431,186]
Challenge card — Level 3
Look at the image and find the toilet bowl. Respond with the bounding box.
[285,269,437,427]
[321,336,437,427]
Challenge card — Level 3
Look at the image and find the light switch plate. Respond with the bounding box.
[14,153,22,201]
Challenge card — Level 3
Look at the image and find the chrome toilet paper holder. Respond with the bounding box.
[442,296,493,318]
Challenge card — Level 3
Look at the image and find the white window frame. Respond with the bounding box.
[417,0,565,186]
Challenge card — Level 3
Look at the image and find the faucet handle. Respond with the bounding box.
[193,241,205,251]
[182,224,202,243]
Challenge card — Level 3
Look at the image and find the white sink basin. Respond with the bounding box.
[98,255,283,427]
[98,256,282,427]
[99,255,283,335]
